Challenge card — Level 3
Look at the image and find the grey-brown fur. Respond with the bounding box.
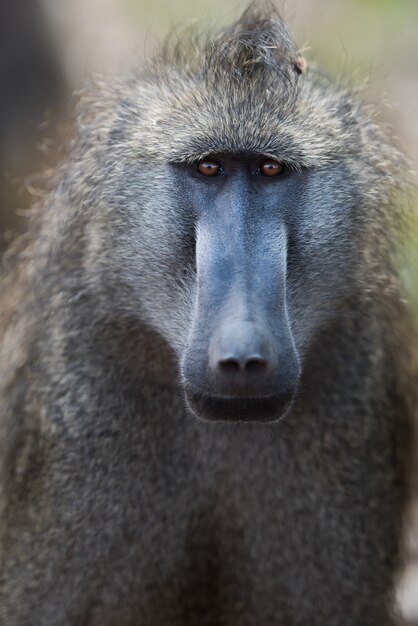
[0,3,417,625]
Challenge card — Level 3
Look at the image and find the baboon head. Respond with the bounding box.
[81,4,384,422]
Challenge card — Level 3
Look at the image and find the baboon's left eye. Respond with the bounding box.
[197,160,221,177]
[259,159,283,177]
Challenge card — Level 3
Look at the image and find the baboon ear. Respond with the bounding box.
[293,55,307,75]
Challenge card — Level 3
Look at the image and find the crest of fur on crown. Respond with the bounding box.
[155,2,307,94]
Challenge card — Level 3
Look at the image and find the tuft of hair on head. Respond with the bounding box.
[156,1,306,90]
[203,1,304,82]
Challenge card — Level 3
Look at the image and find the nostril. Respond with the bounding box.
[218,358,241,373]
[245,357,268,373]
[218,355,269,374]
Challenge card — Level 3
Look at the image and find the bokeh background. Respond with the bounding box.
[1,0,417,622]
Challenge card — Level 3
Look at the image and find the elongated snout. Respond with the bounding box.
[181,183,299,422]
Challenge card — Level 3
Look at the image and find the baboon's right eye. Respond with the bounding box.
[197,160,221,177]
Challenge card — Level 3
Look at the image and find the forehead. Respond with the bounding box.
[115,68,349,169]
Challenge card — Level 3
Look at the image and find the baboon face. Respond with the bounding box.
[99,13,362,422]
[172,157,358,423]
[106,152,358,423]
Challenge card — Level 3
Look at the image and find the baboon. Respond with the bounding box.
[0,4,417,625]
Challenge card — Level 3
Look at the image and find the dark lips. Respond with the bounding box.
[184,388,294,423]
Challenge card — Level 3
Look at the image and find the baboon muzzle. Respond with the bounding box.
[181,213,300,423]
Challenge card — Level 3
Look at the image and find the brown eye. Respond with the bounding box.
[197,160,221,177]
[260,159,283,177]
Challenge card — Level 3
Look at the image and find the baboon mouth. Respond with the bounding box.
[184,389,294,423]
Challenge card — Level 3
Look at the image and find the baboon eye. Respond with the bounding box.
[197,160,221,177]
[259,159,283,177]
